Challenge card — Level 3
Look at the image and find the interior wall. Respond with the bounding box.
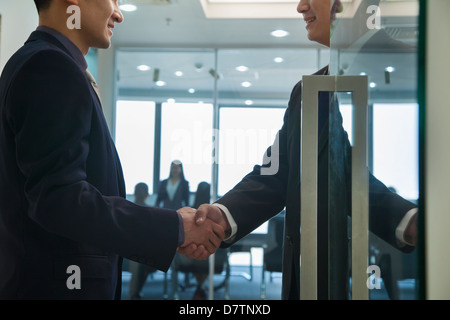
[0,0,37,71]
[425,0,450,300]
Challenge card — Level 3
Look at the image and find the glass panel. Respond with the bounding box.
[115,100,155,195]
[217,107,284,196]
[215,48,309,300]
[160,102,213,193]
[330,0,420,300]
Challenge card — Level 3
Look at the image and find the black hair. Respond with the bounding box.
[134,182,149,202]
[193,182,211,209]
[168,160,186,182]
[34,0,52,13]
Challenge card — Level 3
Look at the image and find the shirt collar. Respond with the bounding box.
[36,26,88,71]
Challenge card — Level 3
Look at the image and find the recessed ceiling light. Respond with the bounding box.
[167,98,175,104]
[274,57,284,63]
[156,81,166,87]
[245,100,254,105]
[271,29,289,38]
[119,4,137,12]
[385,66,395,73]
[236,66,249,72]
[241,81,252,88]
[175,71,184,77]
[370,82,377,88]
[188,88,196,94]
[360,72,367,76]
[137,65,150,71]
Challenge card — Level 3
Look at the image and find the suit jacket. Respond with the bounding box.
[156,179,190,210]
[216,66,416,299]
[0,31,180,299]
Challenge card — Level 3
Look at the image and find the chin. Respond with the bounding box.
[96,39,112,49]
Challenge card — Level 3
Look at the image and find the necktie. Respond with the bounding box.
[85,69,102,107]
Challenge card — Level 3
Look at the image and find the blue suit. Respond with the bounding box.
[0,31,180,299]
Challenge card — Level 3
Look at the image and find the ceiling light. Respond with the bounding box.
[370,82,377,88]
[156,81,166,87]
[245,100,254,105]
[188,88,196,94]
[274,57,284,63]
[236,66,249,72]
[271,29,289,38]
[119,4,137,12]
[385,66,395,73]
[241,81,252,88]
[137,65,150,71]
[167,98,175,104]
[175,71,184,77]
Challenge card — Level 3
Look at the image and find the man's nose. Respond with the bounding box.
[113,3,124,23]
[297,0,310,14]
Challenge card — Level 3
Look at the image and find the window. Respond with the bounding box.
[160,102,214,193]
[115,100,155,194]
[218,107,285,196]
[339,103,418,200]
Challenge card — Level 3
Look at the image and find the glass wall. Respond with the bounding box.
[115,1,422,300]
[328,0,421,300]
[115,47,310,300]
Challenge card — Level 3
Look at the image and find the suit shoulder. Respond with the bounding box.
[3,41,81,85]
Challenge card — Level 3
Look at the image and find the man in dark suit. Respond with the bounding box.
[0,0,223,299]
[184,0,418,299]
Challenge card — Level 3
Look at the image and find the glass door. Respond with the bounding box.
[330,0,421,300]
[300,0,422,300]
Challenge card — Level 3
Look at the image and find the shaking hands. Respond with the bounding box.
[177,204,231,260]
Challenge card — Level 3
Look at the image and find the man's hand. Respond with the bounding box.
[195,204,231,234]
[177,207,225,260]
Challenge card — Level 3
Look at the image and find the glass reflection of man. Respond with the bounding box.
[181,0,418,300]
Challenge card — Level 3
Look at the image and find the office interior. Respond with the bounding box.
[0,0,449,300]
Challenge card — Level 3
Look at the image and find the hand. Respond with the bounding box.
[195,204,231,234]
[177,207,225,260]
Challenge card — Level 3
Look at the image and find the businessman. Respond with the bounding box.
[185,0,418,299]
[0,0,223,299]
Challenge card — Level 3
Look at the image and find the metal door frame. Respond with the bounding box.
[300,75,369,300]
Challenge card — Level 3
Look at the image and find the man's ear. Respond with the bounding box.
[66,0,79,6]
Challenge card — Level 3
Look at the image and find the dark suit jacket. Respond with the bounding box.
[156,179,190,210]
[216,66,416,299]
[0,31,180,299]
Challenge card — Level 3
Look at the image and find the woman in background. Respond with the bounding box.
[156,160,190,210]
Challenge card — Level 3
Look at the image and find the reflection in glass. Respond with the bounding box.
[330,0,420,299]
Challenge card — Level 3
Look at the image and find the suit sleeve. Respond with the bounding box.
[6,51,179,271]
[333,96,416,252]
[215,88,296,244]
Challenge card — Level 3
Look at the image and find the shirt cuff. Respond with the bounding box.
[177,212,185,247]
[212,203,237,242]
[395,207,418,247]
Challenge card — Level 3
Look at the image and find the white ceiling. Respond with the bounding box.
[112,0,310,48]
[112,0,419,106]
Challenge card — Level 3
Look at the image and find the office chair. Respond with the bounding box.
[261,212,284,299]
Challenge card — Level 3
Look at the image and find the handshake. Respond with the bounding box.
[176,204,231,260]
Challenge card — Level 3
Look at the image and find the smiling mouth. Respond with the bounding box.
[305,16,317,26]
